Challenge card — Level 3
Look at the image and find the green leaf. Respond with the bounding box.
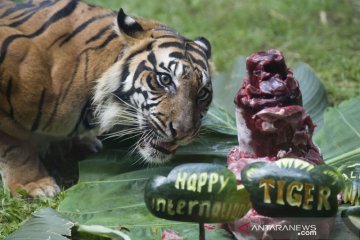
[175,133,237,158]
[341,206,360,236]
[77,225,131,240]
[330,207,360,240]
[212,57,246,115]
[294,63,329,128]
[202,104,237,136]
[314,97,360,166]
[6,208,74,240]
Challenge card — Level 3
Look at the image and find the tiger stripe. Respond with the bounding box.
[0,2,34,19]
[59,13,114,47]
[10,6,36,20]
[7,1,58,28]
[69,100,91,135]
[48,33,69,49]
[1,145,19,158]
[150,117,168,137]
[85,25,111,44]
[60,31,118,102]
[31,88,46,131]
[4,78,13,117]
[91,31,118,50]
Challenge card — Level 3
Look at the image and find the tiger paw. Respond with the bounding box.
[68,136,103,160]
[11,177,60,197]
[74,136,103,154]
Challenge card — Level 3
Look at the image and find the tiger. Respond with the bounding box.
[0,0,213,197]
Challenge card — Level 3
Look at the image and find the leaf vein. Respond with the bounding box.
[59,203,145,215]
[336,108,360,138]
[79,177,148,184]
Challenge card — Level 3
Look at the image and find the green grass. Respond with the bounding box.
[1,0,359,238]
[0,188,65,239]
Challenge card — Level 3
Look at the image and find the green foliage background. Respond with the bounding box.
[86,0,360,104]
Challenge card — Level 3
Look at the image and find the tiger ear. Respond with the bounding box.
[117,8,144,38]
[194,37,211,59]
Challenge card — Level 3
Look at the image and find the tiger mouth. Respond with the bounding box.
[150,140,178,155]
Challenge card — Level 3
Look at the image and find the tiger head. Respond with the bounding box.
[93,9,212,164]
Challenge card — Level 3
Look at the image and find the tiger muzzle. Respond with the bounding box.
[150,140,177,155]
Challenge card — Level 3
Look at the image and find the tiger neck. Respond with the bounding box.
[47,7,125,136]
[66,34,124,135]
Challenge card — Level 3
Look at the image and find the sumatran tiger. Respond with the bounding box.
[0,0,213,197]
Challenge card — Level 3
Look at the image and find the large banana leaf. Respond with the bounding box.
[294,63,329,128]
[6,208,73,240]
[314,97,360,166]
[211,57,247,117]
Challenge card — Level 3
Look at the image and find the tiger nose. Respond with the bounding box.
[169,122,198,141]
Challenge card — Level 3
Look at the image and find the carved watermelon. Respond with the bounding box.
[241,158,344,217]
[144,163,251,223]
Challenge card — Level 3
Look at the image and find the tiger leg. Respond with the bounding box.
[43,136,102,187]
[71,136,103,157]
[46,136,102,162]
[0,132,60,197]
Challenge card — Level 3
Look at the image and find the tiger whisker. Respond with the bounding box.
[111,93,146,119]
[102,130,143,141]
[101,126,141,135]
[110,132,144,143]
[193,126,202,138]
[130,129,149,155]
[91,117,140,127]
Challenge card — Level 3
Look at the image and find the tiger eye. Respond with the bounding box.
[160,74,172,85]
[198,89,209,101]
